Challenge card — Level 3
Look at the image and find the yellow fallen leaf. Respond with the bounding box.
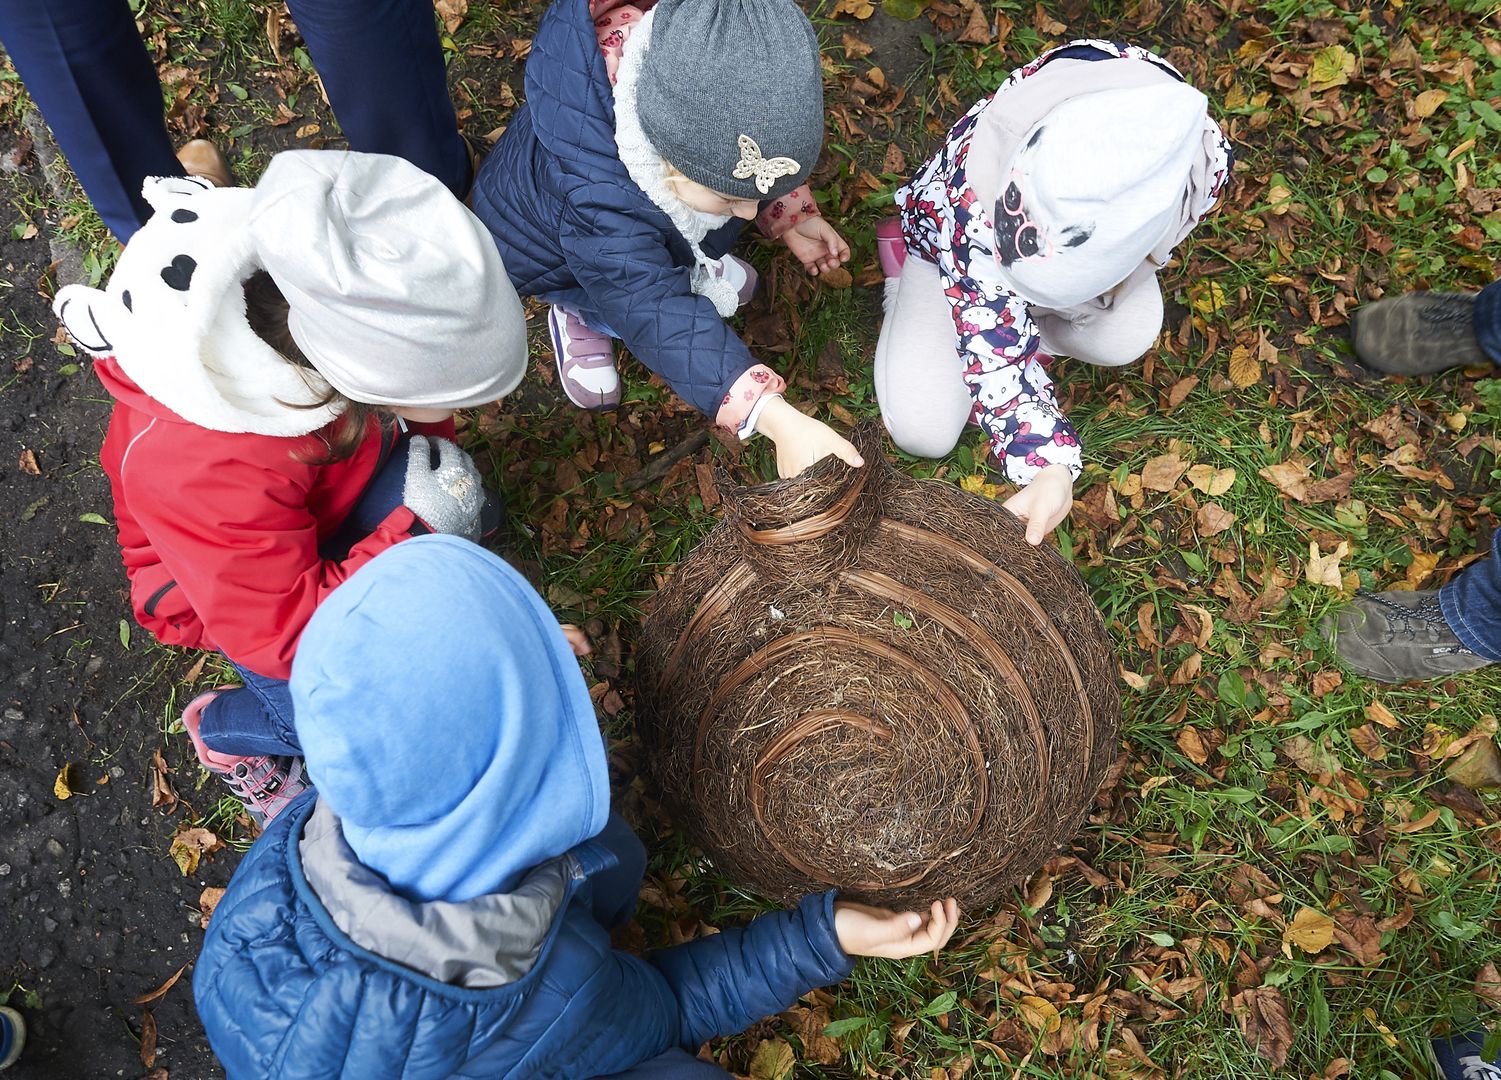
[1405,551,1440,589]
[54,763,79,800]
[959,474,1002,500]
[1412,88,1448,118]
[1306,541,1350,589]
[1283,906,1335,954]
[1017,995,1061,1033]
[748,1037,795,1080]
[1190,281,1226,318]
[1308,44,1355,92]
[1229,344,1262,388]
[1186,464,1237,496]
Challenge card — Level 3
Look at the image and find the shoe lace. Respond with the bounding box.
[1418,295,1476,327]
[225,756,305,814]
[1367,593,1475,655]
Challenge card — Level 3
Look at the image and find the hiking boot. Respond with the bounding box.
[548,305,621,411]
[1352,291,1491,375]
[1430,1030,1501,1080]
[181,692,308,827]
[176,139,232,188]
[876,216,907,278]
[1323,589,1492,683]
[0,1007,24,1071]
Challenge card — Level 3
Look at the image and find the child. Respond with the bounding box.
[192,534,960,1078]
[470,0,863,480]
[874,41,1231,543]
[53,150,528,823]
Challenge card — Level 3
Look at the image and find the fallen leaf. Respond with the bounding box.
[785,1005,842,1065]
[1405,551,1440,589]
[198,886,227,927]
[1476,962,1501,1012]
[1413,88,1449,117]
[959,474,1002,500]
[1232,986,1294,1067]
[434,0,467,32]
[1164,375,1199,410]
[1186,464,1236,496]
[748,1037,795,1080]
[1365,700,1400,729]
[1195,502,1236,536]
[54,763,80,800]
[819,265,853,289]
[1228,344,1261,388]
[133,964,187,1005]
[139,1008,157,1068]
[18,448,40,476]
[1176,726,1212,765]
[1308,44,1354,92]
[1260,458,1311,501]
[1349,723,1387,761]
[1283,907,1335,954]
[832,0,874,18]
[169,826,225,877]
[1311,669,1342,697]
[1016,995,1061,1033]
[1306,540,1350,589]
[1333,910,1384,966]
[1446,738,1501,790]
[1141,452,1186,492]
[149,748,177,808]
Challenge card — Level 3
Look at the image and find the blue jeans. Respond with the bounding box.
[1475,279,1501,366]
[198,435,414,757]
[1441,526,1501,663]
[0,0,467,240]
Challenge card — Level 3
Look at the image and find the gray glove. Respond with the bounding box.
[402,435,484,542]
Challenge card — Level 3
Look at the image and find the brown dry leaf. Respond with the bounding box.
[148,748,177,808]
[198,886,227,927]
[1164,374,1199,410]
[1228,344,1261,388]
[1365,700,1400,729]
[1232,986,1294,1067]
[1141,452,1186,492]
[840,32,873,59]
[882,142,906,174]
[1413,88,1449,117]
[1333,910,1384,966]
[434,0,467,33]
[784,1006,841,1065]
[139,1008,157,1068]
[1389,806,1442,833]
[1017,995,1061,1033]
[1186,464,1236,496]
[1176,726,1212,766]
[748,1037,795,1080]
[264,5,282,62]
[832,0,874,18]
[957,4,991,43]
[1282,734,1341,776]
[1283,907,1335,954]
[170,826,225,877]
[1446,738,1501,790]
[1349,723,1387,761]
[1476,962,1501,1012]
[18,448,40,476]
[819,266,853,289]
[1260,458,1310,501]
[1311,669,1342,697]
[1306,541,1350,589]
[1195,502,1236,537]
[1405,551,1441,589]
[133,963,187,1005]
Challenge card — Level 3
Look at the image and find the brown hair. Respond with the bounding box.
[243,271,373,463]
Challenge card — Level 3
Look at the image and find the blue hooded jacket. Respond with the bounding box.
[192,536,854,1079]
[469,0,760,418]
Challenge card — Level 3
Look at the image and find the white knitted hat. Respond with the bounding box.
[992,82,1210,309]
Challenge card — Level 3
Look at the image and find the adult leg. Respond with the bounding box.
[1352,277,1498,375]
[0,0,180,239]
[873,255,972,460]
[1033,274,1164,369]
[1472,279,1501,366]
[197,662,301,757]
[594,1049,732,1079]
[285,0,470,196]
[1440,528,1501,663]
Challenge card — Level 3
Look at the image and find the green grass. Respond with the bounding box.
[4,0,1500,1075]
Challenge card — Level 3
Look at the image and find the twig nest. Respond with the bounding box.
[635,424,1121,907]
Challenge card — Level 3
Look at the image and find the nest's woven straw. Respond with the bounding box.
[635,424,1121,907]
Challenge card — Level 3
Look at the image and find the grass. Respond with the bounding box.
[3,0,1500,1076]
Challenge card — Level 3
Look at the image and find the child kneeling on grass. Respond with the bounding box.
[471,0,862,480]
[874,40,1232,544]
[54,150,527,825]
[192,535,961,1079]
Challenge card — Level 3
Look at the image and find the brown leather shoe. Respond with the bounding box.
[176,139,232,188]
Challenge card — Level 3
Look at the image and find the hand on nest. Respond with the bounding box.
[756,396,864,479]
[1002,463,1074,545]
[834,897,961,959]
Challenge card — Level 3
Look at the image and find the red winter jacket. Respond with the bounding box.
[95,356,449,680]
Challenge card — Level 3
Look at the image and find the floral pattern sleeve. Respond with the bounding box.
[715,363,787,433]
[756,183,820,240]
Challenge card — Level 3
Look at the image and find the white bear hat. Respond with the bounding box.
[992,82,1212,310]
[54,150,526,436]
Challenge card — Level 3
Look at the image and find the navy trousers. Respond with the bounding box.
[0,0,468,240]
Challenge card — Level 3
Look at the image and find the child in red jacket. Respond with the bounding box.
[54,150,528,823]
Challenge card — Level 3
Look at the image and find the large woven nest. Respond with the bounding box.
[635,424,1121,908]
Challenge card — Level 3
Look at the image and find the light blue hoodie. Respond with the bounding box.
[289,534,610,903]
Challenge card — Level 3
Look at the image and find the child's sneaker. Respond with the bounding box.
[1323,589,1492,683]
[0,1006,24,1071]
[181,692,308,827]
[547,305,621,411]
[1431,1030,1501,1079]
[876,217,907,278]
[707,254,759,308]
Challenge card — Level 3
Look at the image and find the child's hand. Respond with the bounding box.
[559,623,592,657]
[783,217,851,277]
[1002,463,1074,545]
[755,396,864,479]
[834,898,961,959]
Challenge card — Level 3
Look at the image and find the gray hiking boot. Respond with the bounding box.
[1352,291,1491,375]
[1324,589,1492,683]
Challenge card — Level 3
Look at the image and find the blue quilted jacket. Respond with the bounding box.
[193,794,853,1079]
[469,0,759,417]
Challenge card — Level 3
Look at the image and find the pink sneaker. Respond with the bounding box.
[707,254,759,308]
[547,305,621,411]
[876,217,907,278]
[181,691,308,827]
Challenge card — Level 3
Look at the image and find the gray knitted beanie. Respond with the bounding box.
[636,0,824,202]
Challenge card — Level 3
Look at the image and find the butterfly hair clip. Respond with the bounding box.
[732,134,800,195]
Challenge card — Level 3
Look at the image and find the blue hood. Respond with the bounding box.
[290,535,610,903]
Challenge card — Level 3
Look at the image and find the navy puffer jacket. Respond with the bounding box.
[470,0,758,417]
[193,795,853,1079]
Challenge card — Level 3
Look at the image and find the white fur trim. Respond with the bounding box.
[613,12,741,319]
